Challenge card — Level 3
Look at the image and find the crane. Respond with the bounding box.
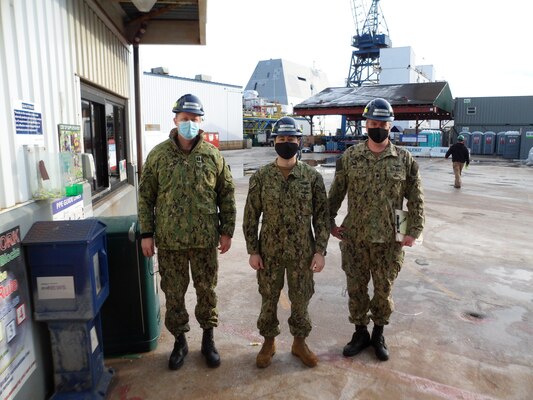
[341,0,391,135]
[347,0,391,87]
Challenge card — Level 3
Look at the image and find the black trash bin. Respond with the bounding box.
[98,215,161,355]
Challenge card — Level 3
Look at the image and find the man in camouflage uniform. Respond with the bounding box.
[328,98,424,361]
[243,117,329,368]
[138,94,236,370]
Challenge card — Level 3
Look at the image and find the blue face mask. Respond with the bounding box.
[178,120,200,140]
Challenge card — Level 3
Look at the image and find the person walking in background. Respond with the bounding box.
[445,135,470,188]
[243,117,330,368]
[138,94,236,370]
[328,98,425,362]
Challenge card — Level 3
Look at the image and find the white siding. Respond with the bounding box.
[0,0,78,208]
[141,73,243,157]
[69,0,130,98]
[0,0,132,210]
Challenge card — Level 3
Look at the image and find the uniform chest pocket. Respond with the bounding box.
[262,186,281,215]
[386,164,406,181]
[297,182,313,216]
[348,166,368,193]
[197,163,217,188]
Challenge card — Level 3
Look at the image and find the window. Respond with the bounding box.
[81,84,128,196]
[466,106,477,115]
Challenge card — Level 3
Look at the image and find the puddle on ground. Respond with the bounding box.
[488,283,533,302]
[485,267,533,282]
[228,164,244,179]
[236,157,340,176]
[301,157,339,167]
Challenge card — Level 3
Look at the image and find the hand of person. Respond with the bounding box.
[249,254,264,270]
[141,237,155,257]
[331,225,345,240]
[218,234,232,254]
[310,253,325,273]
[401,235,416,247]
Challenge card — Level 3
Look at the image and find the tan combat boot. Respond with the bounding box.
[256,337,276,368]
[291,337,318,367]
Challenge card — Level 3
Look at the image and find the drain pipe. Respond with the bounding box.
[134,43,143,180]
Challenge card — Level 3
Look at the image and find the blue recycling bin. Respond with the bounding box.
[23,220,113,400]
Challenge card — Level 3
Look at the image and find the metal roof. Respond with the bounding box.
[294,82,454,121]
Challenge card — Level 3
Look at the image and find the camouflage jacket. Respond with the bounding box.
[138,129,236,250]
[243,160,330,258]
[328,141,424,243]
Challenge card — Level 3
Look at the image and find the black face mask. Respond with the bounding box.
[275,142,299,159]
[367,127,389,143]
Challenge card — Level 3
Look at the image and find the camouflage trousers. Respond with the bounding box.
[340,240,404,326]
[157,248,218,338]
[257,254,315,338]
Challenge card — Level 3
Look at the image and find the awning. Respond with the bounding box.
[294,82,454,121]
[100,1,207,45]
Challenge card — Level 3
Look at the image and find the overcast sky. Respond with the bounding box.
[140,0,533,98]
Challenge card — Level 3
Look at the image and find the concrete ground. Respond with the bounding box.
[105,147,533,400]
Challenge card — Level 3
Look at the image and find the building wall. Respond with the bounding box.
[0,0,133,210]
[454,96,533,159]
[379,47,438,130]
[0,1,136,398]
[141,73,243,158]
[245,59,329,114]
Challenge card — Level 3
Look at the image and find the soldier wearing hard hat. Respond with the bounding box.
[243,116,330,368]
[138,94,236,370]
[328,98,425,361]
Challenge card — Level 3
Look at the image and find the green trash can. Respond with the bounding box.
[98,215,161,355]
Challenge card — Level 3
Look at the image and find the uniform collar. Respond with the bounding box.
[270,159,304,178]
[169,128,204,153]
[361,141,398,160]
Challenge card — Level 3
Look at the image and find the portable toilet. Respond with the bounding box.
[482,131,496,154]
[520,130,533,160]
[503,131,521,159]
[420,130,441,147]
[496,131,506,156]
[417,131,430,147]
[459,131,472,149]
[470,131,483,154]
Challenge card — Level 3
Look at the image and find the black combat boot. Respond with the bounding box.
[371,325,389,361]
[168,333,188,370]
[201,328,221,368]
[343,325,371,357]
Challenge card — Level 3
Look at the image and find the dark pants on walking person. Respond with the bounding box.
[158,248,219,338]
[453,161,465,188]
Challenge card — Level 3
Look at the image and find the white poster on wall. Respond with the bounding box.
[13,100,43,145]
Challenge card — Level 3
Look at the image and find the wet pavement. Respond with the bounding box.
[105,147,533,400]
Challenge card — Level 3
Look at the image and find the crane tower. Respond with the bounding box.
[341,0,391,135]
[347,0,391,87]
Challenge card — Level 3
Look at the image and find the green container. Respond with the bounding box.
[65,182,84,196]
[98,215,161,355]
